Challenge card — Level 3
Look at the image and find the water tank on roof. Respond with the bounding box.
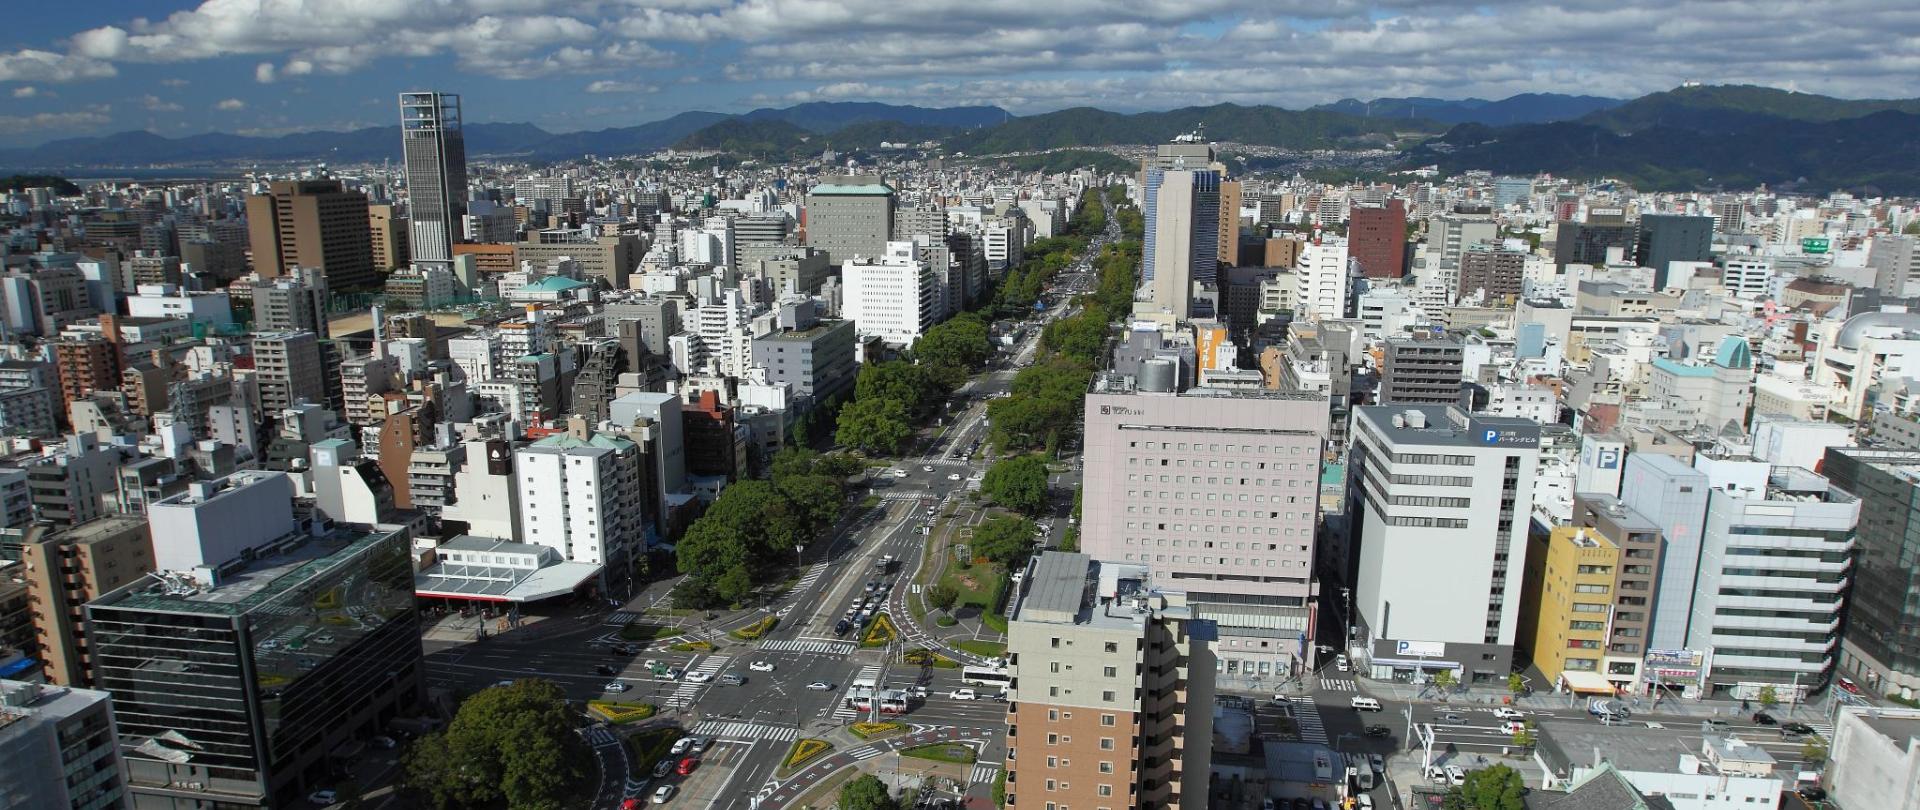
[1140,359,1176,393]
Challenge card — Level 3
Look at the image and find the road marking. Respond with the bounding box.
[1318,677,1358,692]
[969,763,1000,785]
[850,745,886,761]
[692,720,801,742]
[759,639,857,656]
[829,665,884,721]
[666,656,730,708]
[603,613,642,626]
[790,562,829,593]
[1293,696,1329,745]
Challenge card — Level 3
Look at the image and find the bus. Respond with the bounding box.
[961,666,1012,689]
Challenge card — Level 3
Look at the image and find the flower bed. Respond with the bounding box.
[861,613,900,648]
[849,722,904,740]
[729,615,779,641]
[587,701,657,724]
[778,738,833,777]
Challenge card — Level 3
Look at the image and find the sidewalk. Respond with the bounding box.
[1358,677,1835,721]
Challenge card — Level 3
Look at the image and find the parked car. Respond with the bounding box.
[1838,677,1861,694]
[1798,786,1827,801]
[1492,707,1525,720]
[307,789,337,806]
[371,735,397,749]
[1445,765,1467,786]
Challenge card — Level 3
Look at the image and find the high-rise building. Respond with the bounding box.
[249,266,329,337]
[1822,447,1920,695]
[1348,405,1541,684]
[252,331,327,414]
[1378,336,1464,405]
[54,334,122,417]
[0,680,127,810]
[803,175,894,265]
[841,241,939,345]
[1521,525,1622,691]
[399,92,468,272]
[512,228,641,290]
[1003,551,1215,810]
[16,516,153,686]
[1455,244,1526,303]
[244,179,376,289]
[368,202,409,272]
[1868,235,1920,299]
[1552,207,1634,268]
[751,304,856,406]
[1144,170,1220,319]
[1568,493,1664,692]
[1218,179,1243,266]
[1348,199,1407,279]
[1634,214,1715,290]
[1294,236,1350,321]
[515,422,645,595]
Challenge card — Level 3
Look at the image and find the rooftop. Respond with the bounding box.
[1011,551,1174,631]
[1357,404,1541,449]
[809,183,895,196]
[528,431,635,452]
[94,526,400,617]
[1856,709,1920,748]
[1536,721,1776,777]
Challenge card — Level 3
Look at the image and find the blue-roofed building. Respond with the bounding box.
[1646,335,1755,434]
[804,175,895,265]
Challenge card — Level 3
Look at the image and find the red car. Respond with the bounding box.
[622,800,641,810]
[676,757,700,776]
[1838,677,1861,694]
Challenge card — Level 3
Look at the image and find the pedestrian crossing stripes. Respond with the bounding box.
[1293,696,1329,745]
[830,665,884,721]
[1318,677,1358,692]
[881,490,935,500]
[1810,722,1835,739]
[851,745,886,761]
[969,763,1000,785]
[582,726,620,747]
[691,720,800,742]
[792,562,829,592]
[665,656,729,708]
[761,639,857,656]
[603,612,642,626]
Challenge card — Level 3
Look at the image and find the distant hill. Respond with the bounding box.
[946,103,1435,153]
[525,111,729,159]
[1311,93,1623,126]
[1580,84,1920,133]
[738,101,1008,133]
[672,118,814,156]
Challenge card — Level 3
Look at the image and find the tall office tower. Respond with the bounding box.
[1634,214,1714,290]
[1491,176,1532,209]
[803,175,894,264]
[1378,336,1465,405]
[0,680,128,810]
[250,266,329,337]
[1868,235,1920,298]
[513,228,641,289]
[1141,136,1218,284]
[92,476,422,808]
[1455,244,1526,303]
[1566,493,1664,693]
[841,242,940,345]
[1822,447,1920,695]
[891,201,948,242]
[1348,405,1540,684]
[1348,199,1407,279]
[1622,453,1857,699]
[1145,170,1220,319]
[1218,179,1243,266]
[1552,207,1634,268]
[399,92,468,272]
[1080,374,1328,681]
[16,516,153,686]
[1429,209,1498,287]
[1003,552,1216,810]
[252,331,327,413]
[515,421,645,595]
[1292,235,1351,321]
[368,202,409,272]
[244,179,376,289]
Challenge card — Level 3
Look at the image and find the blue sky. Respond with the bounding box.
[1,0,1916,147]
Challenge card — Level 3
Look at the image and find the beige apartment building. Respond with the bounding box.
[16,516,153,685]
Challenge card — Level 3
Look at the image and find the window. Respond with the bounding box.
[1102,690,1116,701]
[1099,762,1113,774]
[1099,738,1115,750]
[1048,709,1058,721]
[1098,785,1113,797]
[1101,714,1115,726]
[1104,642,1118,653]
[1103,666,1117,678]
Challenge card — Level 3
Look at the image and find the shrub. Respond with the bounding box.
[861,613,900,648]
[904,648,960,668]
[729,615,779,641]
[586,701,657,724]
[850,722,903,739]
[669,640,716,653]
[935,615,958,627]
[778,738,833,776]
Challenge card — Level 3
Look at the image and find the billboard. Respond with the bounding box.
[1396,640,1445,658]
[1802,237,1831,255]
[1645,648,1702,668]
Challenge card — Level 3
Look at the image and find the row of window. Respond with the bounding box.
[1120,553,1305,568]
[1126,473,1304,488]
[1128,440,1308,455]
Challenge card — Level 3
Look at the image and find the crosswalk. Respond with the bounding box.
[582,726,620,747]
[969,763,1000,785]
[830,665,884,721]
[850,745,887,761]
[691,720,800,742]
[1318,677,1358,692]
[603,612,643,626]
[881,490,936,500]
[791,563,829,593]
[665,656,729,708]
[1293,696,1329,745]
[1810,721,1835,739]
[761,638,858,656]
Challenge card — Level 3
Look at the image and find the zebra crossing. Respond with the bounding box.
[1292,696,1329,745]
[830,665,884,721]
[603,612,643,626]
[582,726,620,747]
[969,763,1000,786]
[880,490,936,500]
[850,745,887,761]
[665,656,729,708]
[1809,721,1835,739]
[760,638,858,656]
[690,720,800,742]
[791,562,829,593]
[1318,677,1358,692]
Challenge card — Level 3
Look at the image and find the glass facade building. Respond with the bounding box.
[1824,447,1920,695]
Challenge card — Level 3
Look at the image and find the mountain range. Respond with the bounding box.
[1,87,1916,192]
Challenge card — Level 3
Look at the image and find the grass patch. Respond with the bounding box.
[586,701,657,724]
[669,640,716,652]
[935,615,958,627]
[1888,693,1920,709]
[983,612,1008,635]
[861,613,900,648]
[900,742,977,764]
[850,721,904,740]
[778,738,834,777]
[904,648,960,668]
[861,495,881,510]
[954,639,1006,659]
[618,623,675,641]
[626,726,683,773]
[729,615,778,641]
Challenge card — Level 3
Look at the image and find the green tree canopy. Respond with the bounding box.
[912,313,993,389]
[839,774,899,810]
[927,583,959,613]
[836,396,913,456]
[403,680,590,810]
[982,454,1051,515]
[1445,764,1526,810]
[972,515,1037,568]
[855,360,938,415]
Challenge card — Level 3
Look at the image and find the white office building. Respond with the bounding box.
[841,241,941,345]
[1296,236,1352,321]
[514,423,644,595]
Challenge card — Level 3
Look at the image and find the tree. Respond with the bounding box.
[836,396,913,456]
[1757,685,1780,709]
[854,361,936,415]
[1430,669,1458,694]
[1510,721,1536,749]
[1507,673,1527,696]
[1445,764,1526,810]
[1802,737,1829,767]
[715,562,756,604]
[839,774,899,810]
[777,474,845,538]
[912,313,992,389]
[982,455,1050,515]
[402,680,590,810]
[971,515,1037,568]
[927,583,959,613]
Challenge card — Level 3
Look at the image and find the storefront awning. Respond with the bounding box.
[1559,669,1617,695]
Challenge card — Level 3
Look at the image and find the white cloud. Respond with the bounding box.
[0,110,110,135]
[0,49,115,82]
[216,98,246,111]
[12,86,36,98]
[254,62,276,83]
[140,94,183,112]
[586,79,659,94]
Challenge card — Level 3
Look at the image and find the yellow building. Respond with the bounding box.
[1529,526,1622,694]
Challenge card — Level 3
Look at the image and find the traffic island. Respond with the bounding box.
[587,701,657,724]
[861,613,900,648]
[777,738,835,778]
[728,615,778,641]
[850,722,905,740]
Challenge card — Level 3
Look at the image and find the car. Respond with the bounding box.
[1705,718,1731,728]
[1356,795,1375,810]
[662,668,684,681]
[685,671,711,684]
[595,664,617,676]
[1262,800,1276,810]
[651,784,677,804]
[1270,693,1292,704]
[1440,712,1467,725]
[623,798,643,810]
[371,735,398,749]
[1369,753,1385,773]
[834,619,852,635]
[1838,676,1861,694]
[308,789,338,805]
[1424,766,1448,783]
[1445,765,1467,786]
[749,661,775,672]
[676,757,700,776]
[909,685,930,698]
[1291,798,1311,810]
[670,737,694,755]
[807,681,834,690]
[605,681,629,693]
[1364,725,1391,738]
[1492,707,1525,720]
[951,688,978,700]
[1752,712,1777,726]
[1797,786,1827,801]
[684,737,709,753]
[1500,721,1526,735]
[653,759,676,778]
[493,679,515,688]
[947,473,961,481]
[1781,721,1815,736]
[922,465,935,472]
[1335,654,1351,672]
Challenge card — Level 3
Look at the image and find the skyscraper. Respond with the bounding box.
[803,175,895,265]
[399,92,468,272]
[1634,214,1714,290]
[1348,199,1407,279]
[1145,170,1219,319]
[245,179,375,288]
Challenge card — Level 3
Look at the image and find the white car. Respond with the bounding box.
[947,473,961,481]
[922,465,935,472]
[670,737,694,755]
[605,681,629,693]
[1445,765,1467,786]
[1492,707,1525,720]
[685,671,712,684]
[749,661,775,672]
[307,789,338,806]
[950,688,978,700]
[1500,721,1526,735]
[806,681,834,690]
[652,784,677,804]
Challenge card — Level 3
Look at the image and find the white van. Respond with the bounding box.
[1349,696,1383,711]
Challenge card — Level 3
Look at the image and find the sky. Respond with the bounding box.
[1,0,1918,147]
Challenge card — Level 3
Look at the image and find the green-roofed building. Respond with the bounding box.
[804,174,895,266]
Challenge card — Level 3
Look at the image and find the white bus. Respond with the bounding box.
[961,666,1012,689]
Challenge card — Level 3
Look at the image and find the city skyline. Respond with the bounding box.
[1,0,1918,146]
